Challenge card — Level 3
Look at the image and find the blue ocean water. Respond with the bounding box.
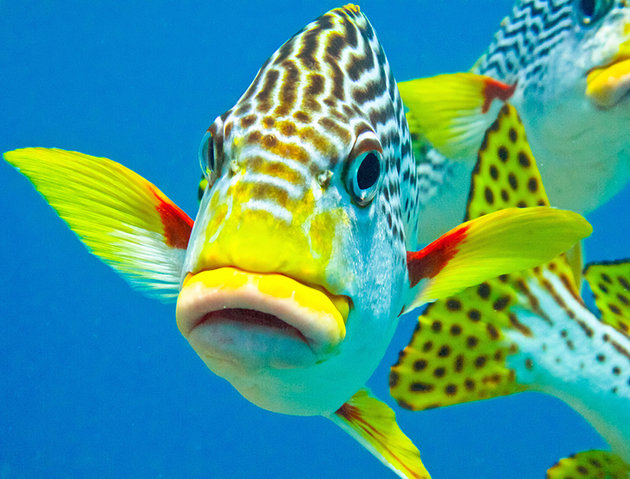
[1,2,628,478]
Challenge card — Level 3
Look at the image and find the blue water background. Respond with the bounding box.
[1,2,628,478]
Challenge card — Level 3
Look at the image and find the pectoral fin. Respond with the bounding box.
[398,72,515,159]
[405,206,590,310]
[4,148,193,300]
[546,450,630,479]
[329,389,430,479]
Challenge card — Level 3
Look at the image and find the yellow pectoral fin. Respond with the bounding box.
[406,206,591,309]
[330,389,430,479]
[584,260,630,338]
[4,148,193,300]
[399,72,515,159]
[546,450,630,479]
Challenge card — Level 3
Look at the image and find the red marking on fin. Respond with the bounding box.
[335,402,420,479]
[150,186,194,249]
[407,225,470,287]
[481,78,516,114]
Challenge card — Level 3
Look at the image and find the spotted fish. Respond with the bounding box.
[390,93,630,477]
[2,5,592,478]
[400,0,630,243]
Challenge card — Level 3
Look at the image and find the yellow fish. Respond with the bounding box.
[3,6,592,478]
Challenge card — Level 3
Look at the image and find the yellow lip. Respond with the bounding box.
[586,52,630,108]
[176,267,350,367]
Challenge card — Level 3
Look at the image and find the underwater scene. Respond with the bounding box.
[1,1,629,478]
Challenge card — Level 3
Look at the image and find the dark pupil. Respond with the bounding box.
[580,0,596,17]
[356,152,380,190]
[206,140,214,169]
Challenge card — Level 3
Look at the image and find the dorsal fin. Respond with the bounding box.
[391,104,583,410]
[584,260,630,339]
[464,104,547,218]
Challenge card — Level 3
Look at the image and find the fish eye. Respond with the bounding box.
[575,0,613,26]
[344,134,384,207]
[198,129,214,177]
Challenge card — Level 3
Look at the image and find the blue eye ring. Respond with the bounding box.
[344,132,385,207]
[198,129,214,178]
[574,0,613,26]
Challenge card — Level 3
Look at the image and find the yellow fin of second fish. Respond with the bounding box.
[398,72,515,159]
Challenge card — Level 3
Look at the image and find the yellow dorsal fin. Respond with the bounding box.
[330,389,430,479]
[465,103,547,218]
[546,450,630,479]
[398,73,515,159]
[4,148,193,300]
[584,260,630,339]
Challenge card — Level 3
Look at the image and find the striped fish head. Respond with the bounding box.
[176,5,414,415]
[478,0,630,212]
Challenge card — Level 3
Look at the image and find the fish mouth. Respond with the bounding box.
[176,267,350,370]
[586,51,630,108]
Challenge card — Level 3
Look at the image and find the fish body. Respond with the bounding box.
[404,0,630,243]
[390,95,630,475]
[3,5,592,478]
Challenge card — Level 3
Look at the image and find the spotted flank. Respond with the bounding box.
[390,103,630,468]
[585,260,630,339]
[331,389,430,479]
[546,450,630,479]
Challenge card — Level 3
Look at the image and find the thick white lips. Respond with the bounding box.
[176,267,350,369]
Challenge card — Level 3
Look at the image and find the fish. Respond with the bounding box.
[399,0,630,243]
[389,75,630,477]
[2,5,592,478]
